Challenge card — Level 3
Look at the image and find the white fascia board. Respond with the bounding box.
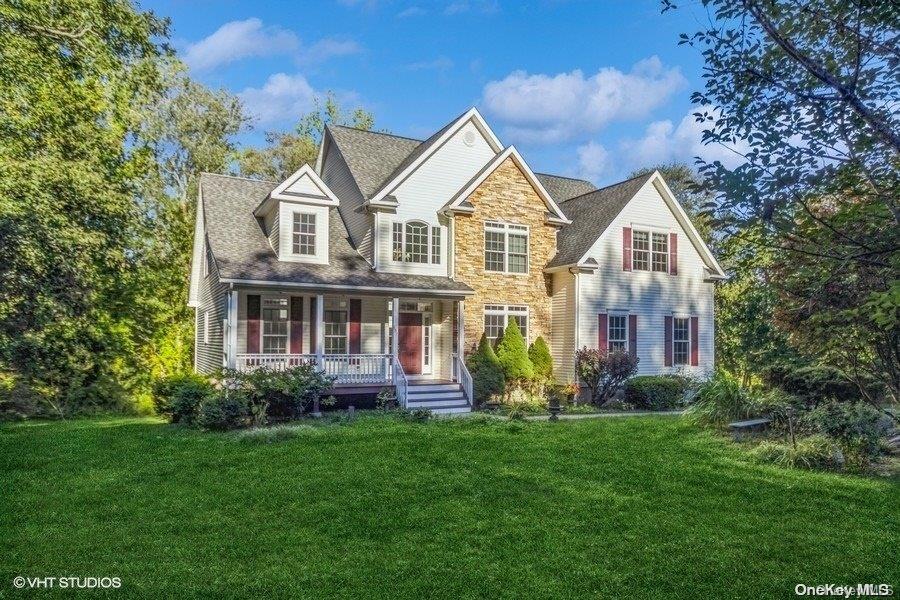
[445,145,570,223]
[187,183,205,306]
[254,164,340,217]
[367,107,504,205]
[218,278,475,297]
[649,171,726,277]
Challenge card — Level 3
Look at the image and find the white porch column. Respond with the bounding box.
[456,299,465,357]
[226,288,238,369]
[315,293,324,368]
[391,297,400,362]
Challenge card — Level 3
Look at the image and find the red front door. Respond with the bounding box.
[398,312,423,375]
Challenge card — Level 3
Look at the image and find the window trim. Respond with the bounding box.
[672,315,691,366]
[630,226,670,273]
[323,308,349,355]
[291,211,317,257]
[260,296,290,355]
[484,221,530,275]
[391,220,442,265]
[483,304,529,344]
[607,313,629,353]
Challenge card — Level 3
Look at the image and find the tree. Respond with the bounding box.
[467,333,505,405]
[237,92,375,181]
[667,0,899,411]
[495,321,534,382]
[629,162,715,244]
[528,337,553,382]
[574,348,638,407]
[0,0,169,413]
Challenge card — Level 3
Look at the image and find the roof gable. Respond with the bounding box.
[367,107,504,206]
[443,146,570,223]
[325,126,421,199]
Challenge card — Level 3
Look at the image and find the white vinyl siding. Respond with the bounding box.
[375,119,495,276]
[576,180,715,376]
[194,259,227,374]
[320,137,373,263]
[550,271,577,383]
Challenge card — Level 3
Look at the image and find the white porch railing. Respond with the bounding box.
[392,359,408,409]
[451,352,473,406]
[236,353,393,385]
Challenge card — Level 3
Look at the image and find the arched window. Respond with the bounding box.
[405,221,429,263]
[392,220,442,264]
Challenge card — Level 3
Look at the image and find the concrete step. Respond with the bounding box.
[407,396,467,409]
[428,405,472,415]
[407,390,466,402]
[407,383,461,394]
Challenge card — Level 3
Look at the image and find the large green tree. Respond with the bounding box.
[237,93,375,181]
[0,0,169,413]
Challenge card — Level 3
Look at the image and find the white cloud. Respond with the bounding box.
[481,57,687,144]
[577,141,610,181]
[444,0,499,15]
[184,18,299,71]
[404,56,454,71]
[184,19,360,72]
[397,6,426,17]
[238,73,317,125]
[299,38,361,64]
[619,107,748,171]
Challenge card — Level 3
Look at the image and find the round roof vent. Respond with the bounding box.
[463,130,477,147]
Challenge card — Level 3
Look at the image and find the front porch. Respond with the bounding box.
[222,290,473,408]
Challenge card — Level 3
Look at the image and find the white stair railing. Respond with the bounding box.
[392,358,408,409]
[452,352,474,407]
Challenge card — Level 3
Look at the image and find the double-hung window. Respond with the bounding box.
[632,229,669,272]
[484,305,528,343]
[292,213,316,256]
[324,309,348,354]
[262,298,289,354]
[484,221,528,274]
[608,315,627,352]
[392,221,442,264]
[673,317,690,366]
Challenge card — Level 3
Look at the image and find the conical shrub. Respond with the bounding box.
[495,320,534,382]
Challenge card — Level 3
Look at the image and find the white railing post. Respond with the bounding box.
[391,297,399,365]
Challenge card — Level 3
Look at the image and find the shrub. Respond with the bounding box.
[807,401,890,461]
[467,333,505,406]
[528,337,553,382]
[764,364,866,408]
[396,408,431,423]
[222,363,334,425]
[749,435,842,470]
[495,321,534,382]
[376,386,398,411]
[688,371,754,426]
[197,392,249,431]
[152,373,213,425]
[624,376,686,410]
[574,347,638,407]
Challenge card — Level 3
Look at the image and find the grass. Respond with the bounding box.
[1,415,897,599]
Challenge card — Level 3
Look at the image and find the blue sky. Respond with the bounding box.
[143,0,735,185]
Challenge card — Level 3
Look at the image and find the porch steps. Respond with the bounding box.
[406,382,470,415]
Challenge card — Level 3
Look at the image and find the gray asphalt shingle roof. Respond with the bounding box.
[326,126,421,199]
[536,173,598,202]
[200,172,472,293]
[547,172,654,268]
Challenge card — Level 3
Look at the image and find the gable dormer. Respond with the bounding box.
[253,164,340,265]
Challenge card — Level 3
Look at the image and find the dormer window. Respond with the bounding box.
[292,213,316,256]
[392,220,442,264]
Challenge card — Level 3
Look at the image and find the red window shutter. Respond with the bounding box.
[628,314,637,360]
[349,299,362,354]
[664,315,673,367]
[669,232,678,276]
[690,316,699,366]
[309,296,317,354]
[290,297,303,354]
[598,313,608,351]
[247,294,261,354]
[622,227,632,271]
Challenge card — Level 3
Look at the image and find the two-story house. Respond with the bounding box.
[189,108,725,413]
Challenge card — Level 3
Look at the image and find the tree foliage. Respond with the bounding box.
[574,348,638,407]
[237,92,375,181]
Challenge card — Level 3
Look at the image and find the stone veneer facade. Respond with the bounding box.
[453,157,558,353]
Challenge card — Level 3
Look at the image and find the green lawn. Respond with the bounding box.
[1,415,897,599]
